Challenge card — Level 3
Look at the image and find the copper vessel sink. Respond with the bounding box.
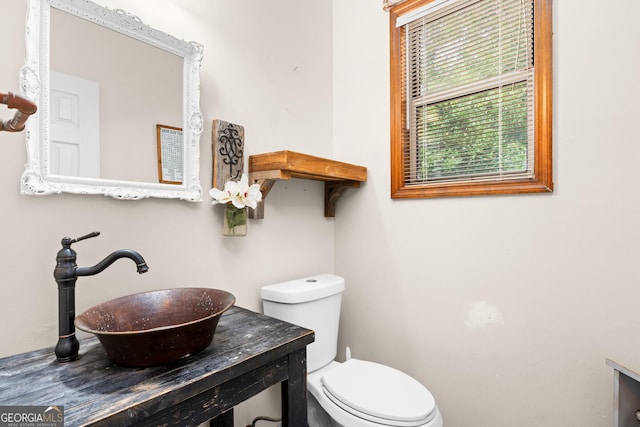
[75,288,235,367]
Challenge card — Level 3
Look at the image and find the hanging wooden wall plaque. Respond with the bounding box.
[212,119,245,189]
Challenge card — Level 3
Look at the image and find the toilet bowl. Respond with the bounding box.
[308,360,443,427]
[261,274,443,427]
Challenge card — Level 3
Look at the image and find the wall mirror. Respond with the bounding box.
[20,0,203,201]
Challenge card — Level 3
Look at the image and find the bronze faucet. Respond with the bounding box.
[54,232,149,362]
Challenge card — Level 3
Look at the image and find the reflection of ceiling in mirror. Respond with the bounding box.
[50,8,183,183]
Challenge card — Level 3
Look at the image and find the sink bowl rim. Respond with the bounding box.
[74,287,236,336]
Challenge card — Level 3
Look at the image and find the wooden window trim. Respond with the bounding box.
[389,0,553,199]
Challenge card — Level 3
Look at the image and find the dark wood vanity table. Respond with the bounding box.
[0,306,314,426]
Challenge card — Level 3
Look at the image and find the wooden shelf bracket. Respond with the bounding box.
[324,181,361,217]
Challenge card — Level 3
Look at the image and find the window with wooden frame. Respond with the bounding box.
[389,0,552,198]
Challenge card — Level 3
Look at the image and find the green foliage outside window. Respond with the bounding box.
[418,83,530,181]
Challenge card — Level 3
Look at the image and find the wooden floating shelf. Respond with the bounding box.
[248,150,367,219]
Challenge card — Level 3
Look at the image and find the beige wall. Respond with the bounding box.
[333,1,640,426]
[3,0,640,426]
[0,1,333,425]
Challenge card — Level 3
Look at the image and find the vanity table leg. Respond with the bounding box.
[281,348,308,427]
[209,409,233,427]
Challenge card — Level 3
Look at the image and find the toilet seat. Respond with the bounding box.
[321,359,437,427]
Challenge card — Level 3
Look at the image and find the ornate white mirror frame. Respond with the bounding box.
[20,0,203,201]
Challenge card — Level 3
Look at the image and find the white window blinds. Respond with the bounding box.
[402,0,535,185]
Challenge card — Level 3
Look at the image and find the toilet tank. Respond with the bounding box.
[261,274,345,373]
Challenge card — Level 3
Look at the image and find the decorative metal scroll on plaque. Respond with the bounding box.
[212,119,245,189]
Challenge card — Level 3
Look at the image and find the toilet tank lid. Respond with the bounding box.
[261,274,345,304]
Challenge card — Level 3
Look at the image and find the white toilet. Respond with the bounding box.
[261,274,444,427]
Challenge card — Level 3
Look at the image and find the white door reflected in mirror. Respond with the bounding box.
[50,71,100,178]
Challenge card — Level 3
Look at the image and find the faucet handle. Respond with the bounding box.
[71,231,100,243]
[62,231,100,247]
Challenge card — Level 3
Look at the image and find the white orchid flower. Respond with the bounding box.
[209,174,262,209]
